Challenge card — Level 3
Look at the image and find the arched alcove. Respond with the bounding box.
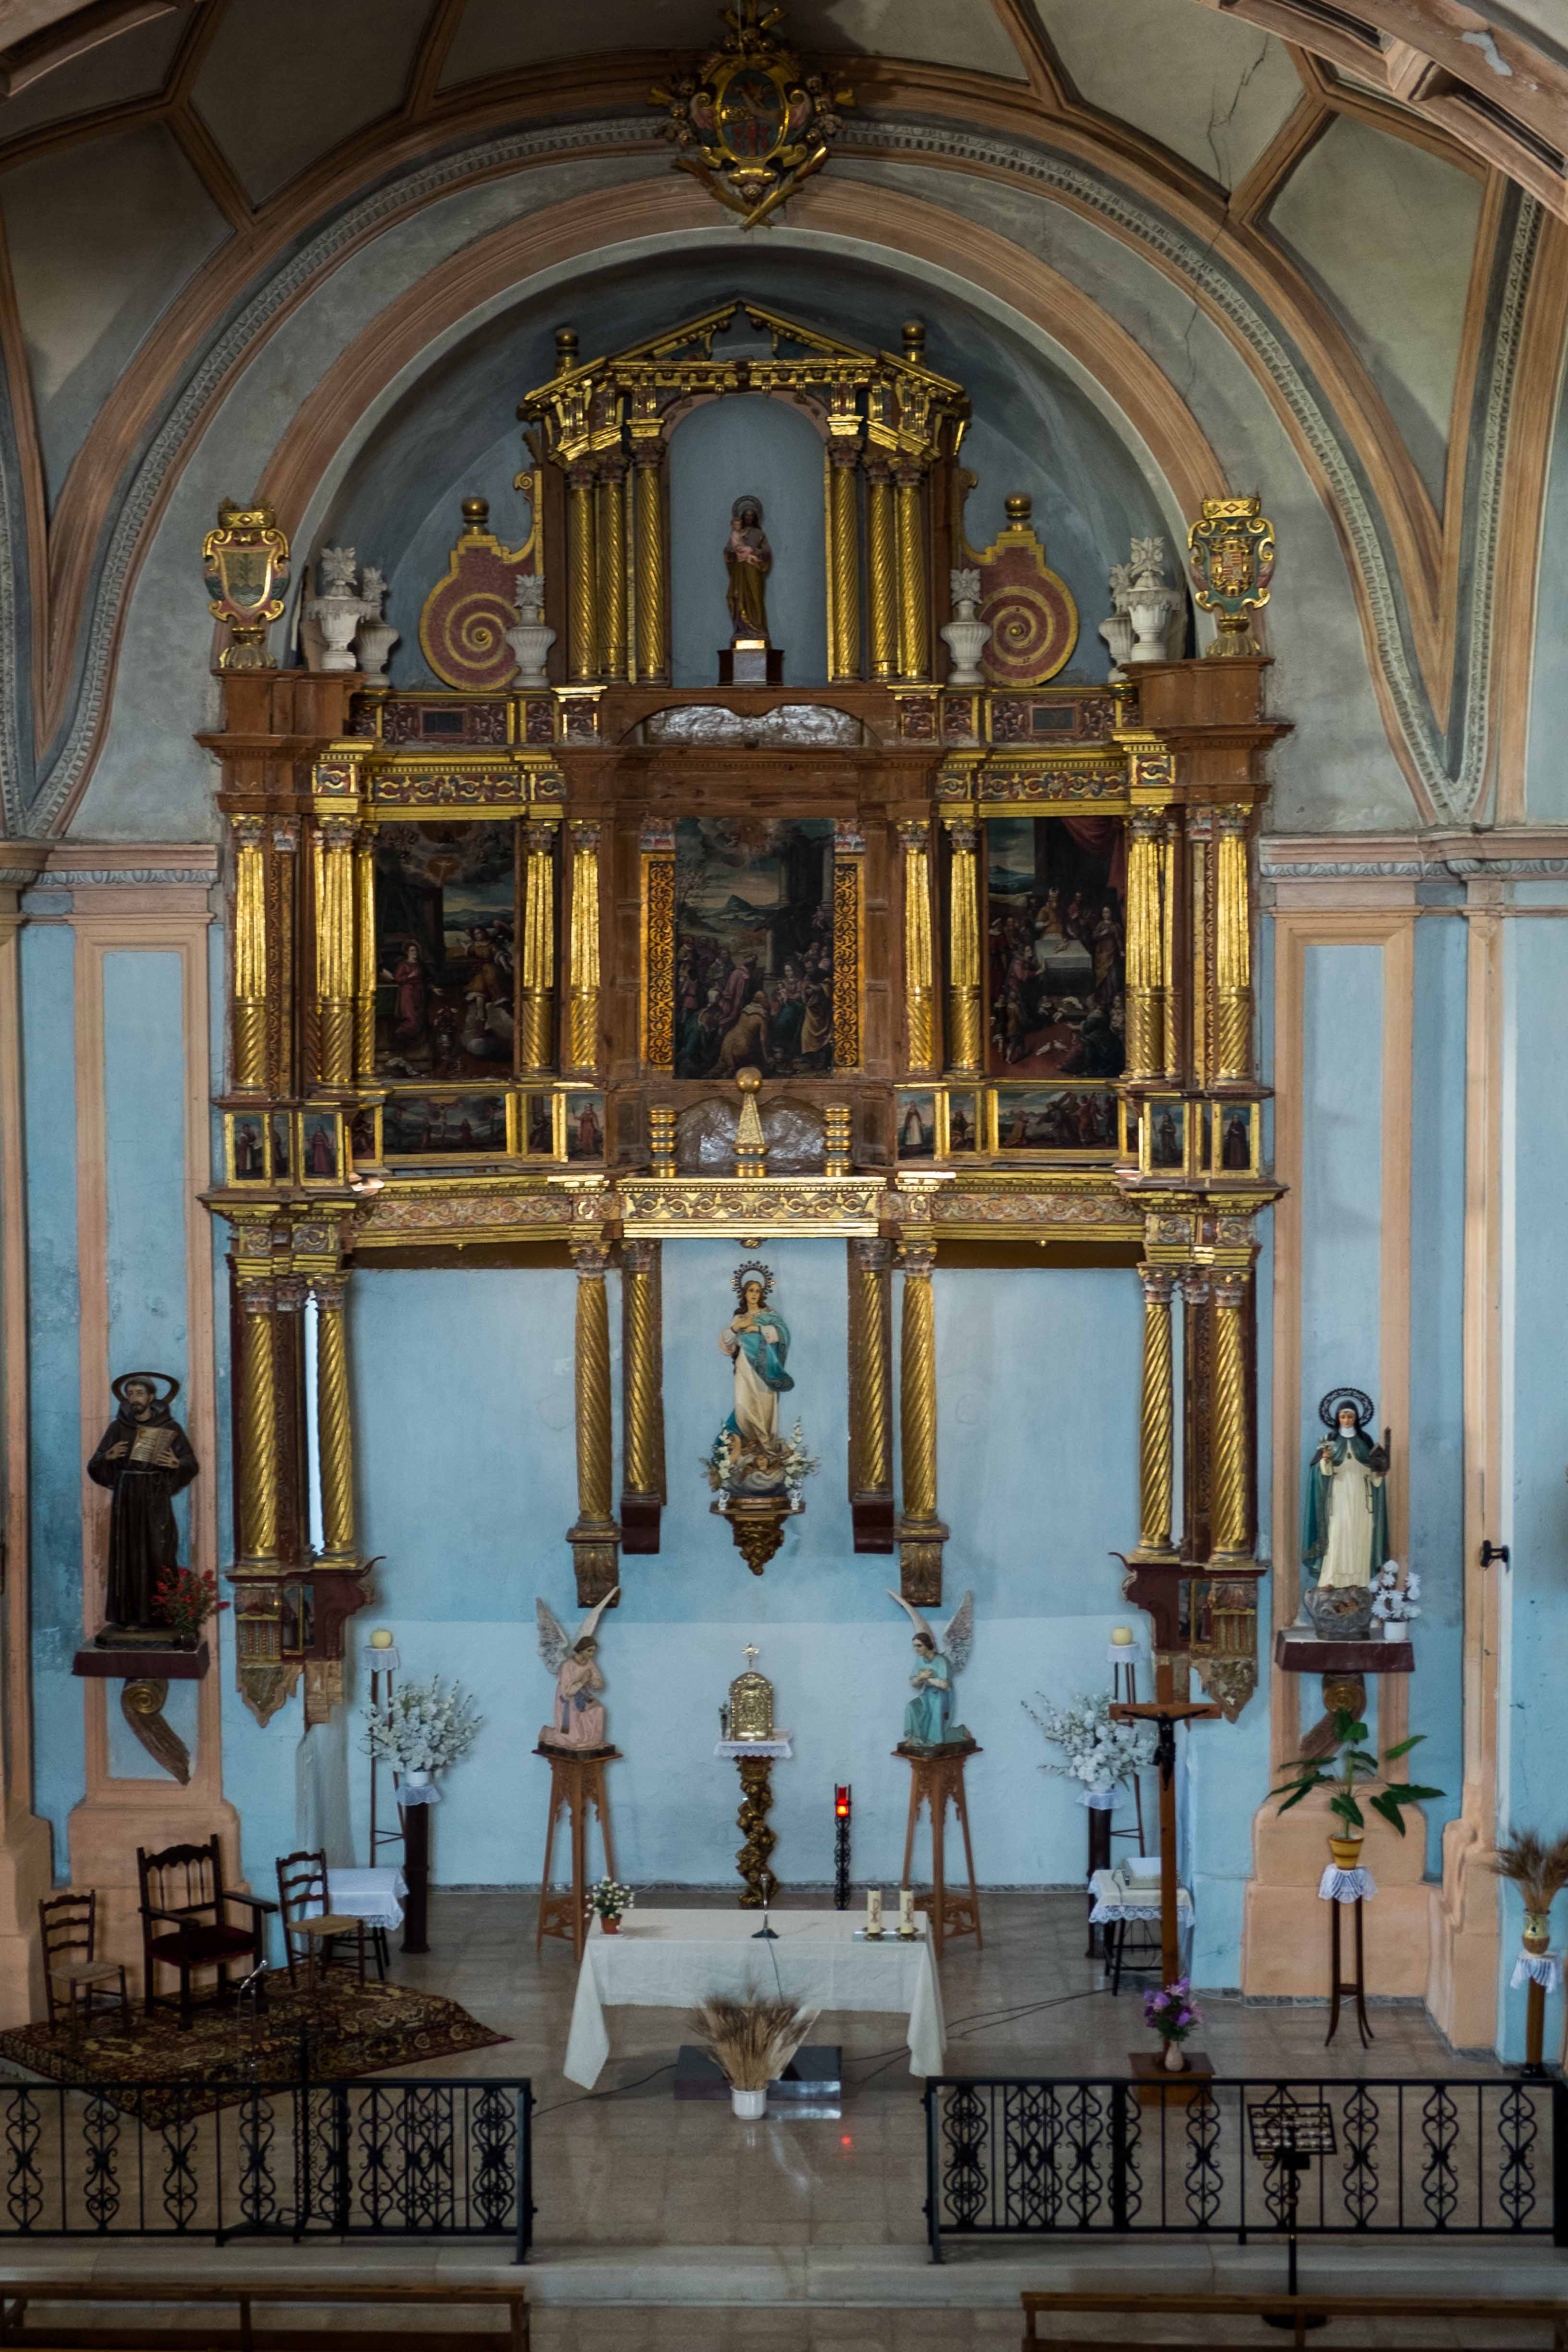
[667,394,828,690]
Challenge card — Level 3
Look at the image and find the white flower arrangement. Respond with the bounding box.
[587,1878,635,1922]
[1371,1561,1421,1624]
[1024,1689,1157,1792]
[362,1675,482,1774]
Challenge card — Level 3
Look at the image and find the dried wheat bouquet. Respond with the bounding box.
[689,1994,819,2091]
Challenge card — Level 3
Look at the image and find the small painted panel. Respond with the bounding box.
[563,1092,605,1162]
[347,1102,381,1166]
[1142,1098,1189,1174]
[673,817,836,1079]
[381,1092,509,1159]
[300,1110,341,1184]
[947,1092,980,1153]
[520,1092,561,1158]
[895,1090,937,1160]
[374,819,518,1081]
[987,816,1125,1080]
[1213,1102,1259,1174]
[994,1085,1117,1152]
[229,1112,268,1181]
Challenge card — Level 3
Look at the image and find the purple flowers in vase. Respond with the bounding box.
[1143,1978,1202,2073]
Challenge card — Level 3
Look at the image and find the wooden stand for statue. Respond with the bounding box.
[898,1742,982,1962]
[1325,1896,1372,2049]
[400,1799,431,1955]
[535,1746,619,1964]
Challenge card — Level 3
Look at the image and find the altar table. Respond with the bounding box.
[561,1907,946,2089]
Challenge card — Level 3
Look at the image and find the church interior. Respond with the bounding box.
[0,0,1566,2341]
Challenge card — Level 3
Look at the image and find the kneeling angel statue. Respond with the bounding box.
[887,1587,975,1752]
[537,1587,619,1751]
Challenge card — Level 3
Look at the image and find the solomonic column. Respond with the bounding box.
[568,1234,620,1605]
[943,815,982,1077]
[1209,1268,1254,1567]
[896,1235,947,1605]
[848,1237,894,1552]
[1131,1264,1178,1563]
[619,1238,664,1555]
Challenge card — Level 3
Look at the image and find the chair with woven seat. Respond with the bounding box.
[39,1891,131,2039]
[136,1835,275,2030]
[276,1850,368,1998]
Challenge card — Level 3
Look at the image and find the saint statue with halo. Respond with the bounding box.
[724,494,772,643]
[1302,1386,1390,1591]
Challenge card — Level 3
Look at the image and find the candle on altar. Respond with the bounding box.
[865,1889,882,1936]
[898,1887,915,1936]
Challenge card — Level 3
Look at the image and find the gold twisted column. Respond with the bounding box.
[943,816,982,1077]
[1125,809,1166,1082]
[633,446,667,682]
[1132,1266,1178,1562]
[827,445,861,681]
[848,1237,894,1552]
[866,459,897,681]
[354,824,377,1082]
[236,1280,279,1568]
[566,459,600,681]
[311,1271,355,1569]
[520,817,558,1072]
[232,818,267,1091]
[1214,804,1252,1082]
[896,1235,947,1605]
[598,456,628,682]
[620,1237,664,1554]
[894,460,929,681]
[898,820,935,1073]
[1210,1269,1253,1566]
[315,817,355,1088]
[566,819,601,1074]
[568,1236,620,1604]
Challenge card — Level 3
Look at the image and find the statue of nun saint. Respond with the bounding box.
[87,1372,199,1635]
[1301,1387,1389,1591]
[724,494,772,644]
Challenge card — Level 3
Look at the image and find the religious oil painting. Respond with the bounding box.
[522,1093,559,1157]
[1145,1099,1188,1172]
[374,820,517,1082]
[381,1092,509,1159]
[270,1112,291,1182]
[895,1090,936,1160]
[1214,1102,1257,1173]
[673,817,835,1079]
[564,1093,606,1162]
[987,815,1126,1079]
[995,1085,1117,1152]
[231,1114,267,1181]
[300,1111,340,1183]
[948,1091,980,1153]
[348,1103,380,1166]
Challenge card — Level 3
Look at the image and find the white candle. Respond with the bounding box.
[866,1889,882,1935]
[899,1887,915,1934]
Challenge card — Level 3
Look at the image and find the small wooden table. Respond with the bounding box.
[535,1744,619,1964]
[898,1741,982,1962]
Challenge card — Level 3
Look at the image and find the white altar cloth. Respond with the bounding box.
[562,1907,945,2089]
[313,1868,407,1930]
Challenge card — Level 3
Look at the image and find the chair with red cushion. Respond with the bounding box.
[136,1835,276,2030]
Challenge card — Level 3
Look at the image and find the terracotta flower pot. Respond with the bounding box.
[1523,1909,1551,1954]
[1328,1835,1364,1870]
[600,1916,621,1935]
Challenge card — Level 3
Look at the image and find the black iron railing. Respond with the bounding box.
[923,2075,1563,2261]
[0,2074,534,2259]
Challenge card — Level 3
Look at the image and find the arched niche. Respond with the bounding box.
[667,393,828,690]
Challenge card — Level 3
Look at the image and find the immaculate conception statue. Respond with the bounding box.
[1302,1388,1390,1591]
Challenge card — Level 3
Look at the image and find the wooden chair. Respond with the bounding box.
[276,1850,368,1998]
[38,1892,130,2038]
[136,1835,275,2030]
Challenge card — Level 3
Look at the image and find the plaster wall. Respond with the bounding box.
[1525,361,1568,820]
[668,395,828,689]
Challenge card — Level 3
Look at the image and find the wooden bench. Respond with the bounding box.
[0,2279,527,2352]
[1021,2286,1568,2350]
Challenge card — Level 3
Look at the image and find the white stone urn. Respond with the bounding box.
[939,567,991,687]
[505,572,555,687]
[307,545,371,674]
[353,564,399,678]
[1101,537,1185,675]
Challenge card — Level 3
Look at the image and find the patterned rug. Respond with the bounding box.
[0,1977,508,2119]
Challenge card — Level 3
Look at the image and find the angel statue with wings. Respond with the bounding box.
[536,1587,619,1752]
[887,1589,975,1752]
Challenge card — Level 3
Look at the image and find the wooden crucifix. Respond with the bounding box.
[1109,1691,1219,1986]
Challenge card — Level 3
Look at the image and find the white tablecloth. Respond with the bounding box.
[562,1907,946,2089]
[315,1869,407,1930]
[1087,1868,1194,1925]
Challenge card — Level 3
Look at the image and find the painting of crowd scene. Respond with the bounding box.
[381,1093,509,1157]
[374,821,517,1081]
[996,1085,1118,1152]
[673,817,835,1080]
[987,816,1125,1079]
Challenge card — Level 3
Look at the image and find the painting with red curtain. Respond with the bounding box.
[985,816,1126,1079]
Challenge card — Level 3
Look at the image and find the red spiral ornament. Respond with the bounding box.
[419,539,530,691]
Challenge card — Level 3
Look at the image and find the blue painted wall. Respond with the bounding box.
[668,396,827,691]
[21,922,83,1873]
[1525,367,1568,819]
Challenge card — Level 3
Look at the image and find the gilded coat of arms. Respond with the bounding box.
[652,3,854,231]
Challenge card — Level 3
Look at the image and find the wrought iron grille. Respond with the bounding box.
[923,2076,1563,2262]
[0,2074,534,2259]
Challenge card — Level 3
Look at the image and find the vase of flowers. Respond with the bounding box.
[1144,1978,1201,2072]
[1371,1560,1421,1640]
[691,1994,818,2119]
[362,1676,481,1781]
[150,1566,227,1649]
[588,1879,635,1934]
[1488,1830,1568,2074]
[1024,1690,1157,1799]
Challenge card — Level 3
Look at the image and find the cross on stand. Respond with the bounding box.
[1108,1695,1218,1987]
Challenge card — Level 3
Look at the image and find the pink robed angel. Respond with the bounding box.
[537,1588,618,1751]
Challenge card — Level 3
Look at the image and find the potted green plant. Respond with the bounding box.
[1270,1707,1443,1867]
